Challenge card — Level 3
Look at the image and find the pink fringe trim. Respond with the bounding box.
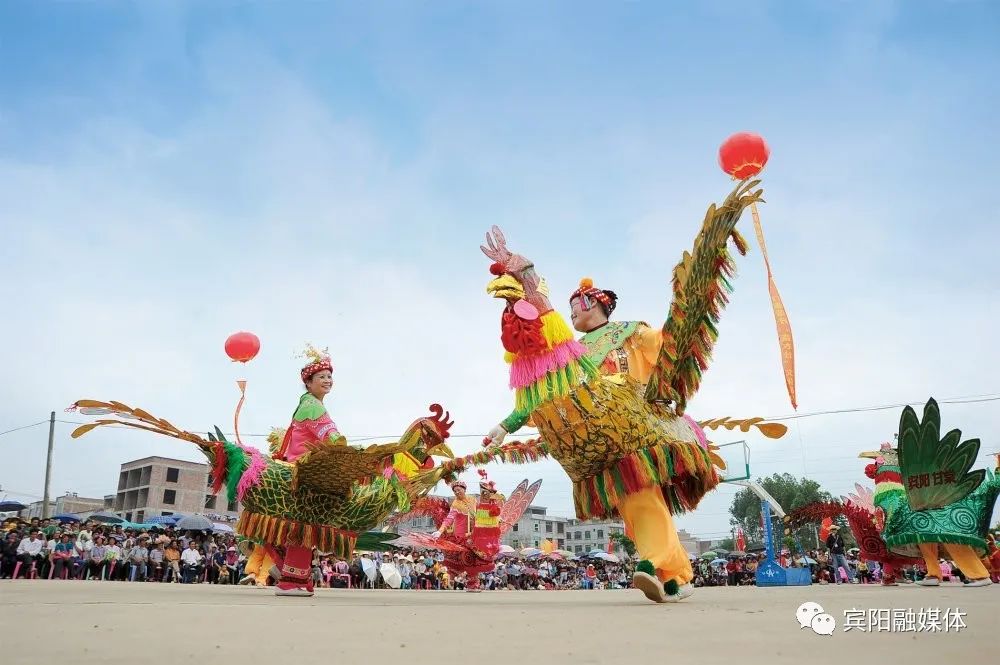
[508,340,587,389]
[683,414,709,450]
[237,447,267,500]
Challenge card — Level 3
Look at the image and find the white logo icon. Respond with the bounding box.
[811,613,836,636]
[796,601,824,629]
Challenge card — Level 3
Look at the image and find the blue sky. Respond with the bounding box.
[2,2,998,539]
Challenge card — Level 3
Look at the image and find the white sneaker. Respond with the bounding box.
[666,583,694,603]
[917,576,940,586]
[964,578,992,588]
[238,574,255,585]
[633,571,667,603]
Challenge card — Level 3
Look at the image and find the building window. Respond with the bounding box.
[557,523,564,534]
[136,511,145,523]
[575,531,582,539]
[597,529,604,539]
[584,530,590,540]
[227,499,238,512]
[166,468,179,483]
[545,522,552,533]
[534,523,539,532]
[163,489,176,505]
[512,524,518,532]
[534,540,539,547]
[162,511,173,516]
[205,495,217,510]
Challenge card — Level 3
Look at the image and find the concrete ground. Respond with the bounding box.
[1,581,996,664]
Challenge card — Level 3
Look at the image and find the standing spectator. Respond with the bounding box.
[16,529,45,578]
[825,525,855,584]
[181,541,204,583]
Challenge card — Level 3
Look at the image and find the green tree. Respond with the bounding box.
[728,473,851,550]
[716,537,735,552]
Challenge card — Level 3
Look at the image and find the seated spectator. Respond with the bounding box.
[164,540,182,583]
[51,534,75,579]
[1,531,19,579]
[105,536,125,580]
[224,546,240,585]
[87,535,109,580]
[128,537,150,581]
[181,541,204,583]
[148,542,165,581]
[16,529,46,578]
[207,544,225,584]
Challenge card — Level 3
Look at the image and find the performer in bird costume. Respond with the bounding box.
[859,398,999,587]
[70,343,457,598]
[470,177,789,603]
[388,476,541,591]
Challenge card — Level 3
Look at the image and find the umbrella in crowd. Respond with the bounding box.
[0,501,27,512]
[797,556,817,565]
[212,522,235,534]
[498,545,516,555]
[53,514,81,523]
[89,511,125,524]
[520,547,542,558]
[175,514,213,531]
[711,558,728,566]
[380,563,402,589]
[700,551,718,560]
[593,552,619,563]
[147,515,178,525]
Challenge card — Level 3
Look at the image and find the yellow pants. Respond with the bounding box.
[919,543,989,580]
[244,546,277,586]
[618,486,693,585]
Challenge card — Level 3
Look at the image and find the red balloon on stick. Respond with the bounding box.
[225,331,260,363]
[718,132,770,179]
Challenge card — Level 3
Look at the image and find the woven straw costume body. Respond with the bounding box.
[69,400,456,559]
[434,179,789,602]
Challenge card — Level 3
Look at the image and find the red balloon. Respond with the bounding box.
[225,331,260,363]
[719,132,770,179]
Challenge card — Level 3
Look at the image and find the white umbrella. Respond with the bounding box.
[499,545,516,554]
[594,552,619,563]
[380,563,402,589]
[361,557,378,584]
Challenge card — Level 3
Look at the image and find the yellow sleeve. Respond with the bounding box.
[625,324,663,384]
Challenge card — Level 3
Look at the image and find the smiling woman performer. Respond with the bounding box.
[273,345,342,463]
[265,344,344,596]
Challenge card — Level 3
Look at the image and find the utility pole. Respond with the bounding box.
[42,411,55,519]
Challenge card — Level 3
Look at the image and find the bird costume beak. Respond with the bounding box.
[858,451,879,459]
[486,274,525,301]
[427,442,455,460]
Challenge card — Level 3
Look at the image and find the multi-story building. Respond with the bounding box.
[112,456,240,523]
[564,518,626,556]
[55,492,105,519]
[501,504,568,551]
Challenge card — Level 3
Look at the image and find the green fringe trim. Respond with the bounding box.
[513,356,598,416]
[223,441,249,504]
[636,560,655,576]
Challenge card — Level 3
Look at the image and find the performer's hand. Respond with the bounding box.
[484,424,507,448]
[431,531,441,539]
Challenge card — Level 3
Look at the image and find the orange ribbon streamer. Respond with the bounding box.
[750,202,797,410]
[234,379,247,445]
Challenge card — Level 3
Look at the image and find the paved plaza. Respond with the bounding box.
[1,581,995,664]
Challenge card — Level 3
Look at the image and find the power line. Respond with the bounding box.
[42,391,1000,439]
[0,421,48,437]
